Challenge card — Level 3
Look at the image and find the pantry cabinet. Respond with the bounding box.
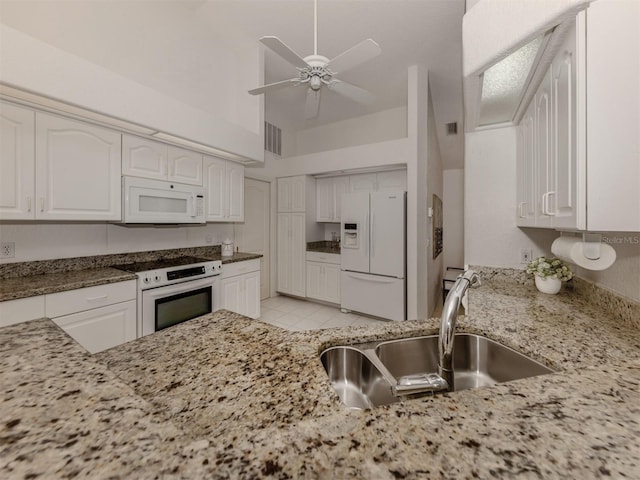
[221,259,260,319]
[305,252,341,304]
[203,156,244,222]
[316,176,349,222]
[1,106,122,221]
[516,4,639,232]
[277,176,307,212]
[122,135,203,185]
[277,213,306,297]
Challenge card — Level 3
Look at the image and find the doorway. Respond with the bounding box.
[235,177,271,300]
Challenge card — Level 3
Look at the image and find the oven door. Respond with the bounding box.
[140,276,220,337]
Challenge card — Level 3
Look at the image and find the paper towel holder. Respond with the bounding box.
[582,233,603,260]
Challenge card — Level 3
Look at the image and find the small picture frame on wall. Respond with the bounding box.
[433,194,443,259]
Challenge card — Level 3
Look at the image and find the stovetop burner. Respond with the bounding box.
[114,256,211,273]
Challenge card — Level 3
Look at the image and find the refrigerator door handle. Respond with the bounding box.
[364,212,369,258]
[370,209,375,258]
[345,271,398,283]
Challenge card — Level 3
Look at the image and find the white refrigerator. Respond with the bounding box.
[340,191,406,321]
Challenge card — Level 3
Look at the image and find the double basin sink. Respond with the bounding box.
[321,333,553,409]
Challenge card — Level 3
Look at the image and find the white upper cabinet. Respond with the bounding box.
[0,102,35,220]
[123,135,202,185]
[122,135,167,180]
[167,146,203,185]
[315,176,349,223]
[516,3,639,232]
[35,112,122,221]
[349,171,407,193]
[203,156,244,222]
[277,176,307,212]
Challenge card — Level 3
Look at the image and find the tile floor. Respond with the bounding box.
[258,295,388,331]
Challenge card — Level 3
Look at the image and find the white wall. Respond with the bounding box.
[443,169,464,269]
[464,127,640,302]
[0,223,234,263]
[294,107,408,157]
[464,127,558,268]
[0,2,263,160]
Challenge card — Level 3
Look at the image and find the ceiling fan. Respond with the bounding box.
[248,0,381,119]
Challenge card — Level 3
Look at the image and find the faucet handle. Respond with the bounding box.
[469,272,482,288]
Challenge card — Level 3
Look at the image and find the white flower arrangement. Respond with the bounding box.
[526,256,574,282]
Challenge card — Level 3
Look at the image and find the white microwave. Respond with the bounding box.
[121,176,206,224]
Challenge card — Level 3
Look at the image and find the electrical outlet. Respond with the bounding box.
[1,242,15,259]
[520,248,533,264]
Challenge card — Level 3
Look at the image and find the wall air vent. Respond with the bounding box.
[446,122,458,135]
[264,121,282,156]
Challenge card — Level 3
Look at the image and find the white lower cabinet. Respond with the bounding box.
[305,252,341,304]
[46,280,137,354]
[221,259,261,319]
[52,301,136,354]
[0,295,45,327]
[277,213,306,297]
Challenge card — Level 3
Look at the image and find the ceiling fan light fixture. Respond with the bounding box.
[310,76,322,91]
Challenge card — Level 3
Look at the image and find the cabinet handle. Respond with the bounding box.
[39,197,44,213]
[371,210,376,258]
[27,196,32,213]
[542,192,556,216]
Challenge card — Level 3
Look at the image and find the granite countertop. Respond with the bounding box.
[0,252,262,302]
[0,267,137,302]
[307,240,341,254]
[2,280,640,478]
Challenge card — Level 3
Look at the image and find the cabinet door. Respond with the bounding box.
[35,112,121,220]
[204,156,226,221]
[290,176,306,212]
[316,178,333,222]
[332,176,349,221]
[535,69,554,228]
[276,213,291,293]
[242,271,261,319]
[349,173,376,193]
[122,135,167,180]
[552,24,578,229]
[305,261,324,300]
[52,300,136,354]
[227,162,245,222]
[167,146,202,185]
[516,101,537,226]
[289,213,306,297]
[323,263,341,304]
[221,276,242,314]
[277,177,291,212]
[0,102,35,220]
[376,170,406,192]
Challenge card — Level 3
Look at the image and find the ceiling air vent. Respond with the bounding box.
[446,122,458,135]
[264,121,282,156]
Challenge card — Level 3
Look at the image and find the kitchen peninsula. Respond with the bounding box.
[1,270,639,478]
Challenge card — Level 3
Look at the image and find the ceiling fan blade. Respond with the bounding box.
[327,80,375,105]
[304,89,321,119]
[260,36,309,69]
[248,78,299,96]
[326,39,381,74]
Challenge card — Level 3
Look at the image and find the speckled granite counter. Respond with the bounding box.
[0,268,136,302]
[307,240,341,254]
[0,251,261,302]
[2,279,640,478]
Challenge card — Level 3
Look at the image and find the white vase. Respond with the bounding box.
[535,275,562,294]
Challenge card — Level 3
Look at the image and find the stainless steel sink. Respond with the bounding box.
[320,346,399,409]
[320,333,553,409]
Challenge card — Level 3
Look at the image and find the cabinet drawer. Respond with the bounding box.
[306,251,341,264]
[46,280,136,318]
[221,258,260,279]
[0,295,45,327]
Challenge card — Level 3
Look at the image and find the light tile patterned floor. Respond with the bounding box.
[258,296,388,331]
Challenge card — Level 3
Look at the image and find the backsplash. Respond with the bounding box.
[470,265,640,330]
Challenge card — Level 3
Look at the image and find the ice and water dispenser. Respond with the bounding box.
[342,222,360,249]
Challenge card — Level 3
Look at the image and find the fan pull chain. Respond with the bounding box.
[314,0,318,55]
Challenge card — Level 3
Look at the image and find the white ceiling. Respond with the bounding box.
[193,0,466,169]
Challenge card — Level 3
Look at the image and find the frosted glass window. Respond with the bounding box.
[479,36,543,125]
